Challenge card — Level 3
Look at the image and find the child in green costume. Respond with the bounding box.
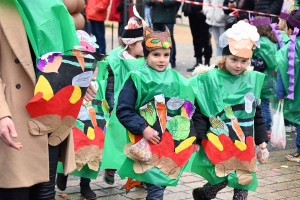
[98,16,146,185]
[189,20,268,200]
[113,25,197,199]
[250,17,279,139]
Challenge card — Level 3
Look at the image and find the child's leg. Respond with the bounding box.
[144,183,166,200]
[261,99,272,131]
[233,188,248,200]
[193,181,228,199]
[286,125,300,162]
[80,178,96,198]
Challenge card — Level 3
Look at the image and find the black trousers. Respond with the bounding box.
[188,13,212,60]
[0,144,61,200]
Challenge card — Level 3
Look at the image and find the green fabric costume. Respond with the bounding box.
[95,46,146,114]
[102,66,196,186]
[14,0,79,58]
[188,68,264,191]
[253,36,279,99]
[275,38,300,125]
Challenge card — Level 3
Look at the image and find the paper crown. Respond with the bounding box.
[144,26,172,52]
[121,16,144,45]
[250,17,271,26]
[219,20,260,58]
[287,8,300,28]
[280,0,295,19]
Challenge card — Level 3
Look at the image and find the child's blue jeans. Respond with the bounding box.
[145,183,166,200]
[261,99,272,131]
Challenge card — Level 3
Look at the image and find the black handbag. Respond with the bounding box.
[225,15,238,30]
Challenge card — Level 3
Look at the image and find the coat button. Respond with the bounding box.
[16,84,21,89]
[14,59,20,64]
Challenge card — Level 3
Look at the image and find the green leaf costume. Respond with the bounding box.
[102,67,196,186]
[188,68,264,191]
[275,38,300,125]
[253,36,279,99]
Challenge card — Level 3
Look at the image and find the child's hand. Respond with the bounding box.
[143,127,160,144]
[193,144,200,152]
[258,142,268,150]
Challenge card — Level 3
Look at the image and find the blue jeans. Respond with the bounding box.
[210,26,225,56]
[145,183,166,200]
[89,20,106,54]
[145,7,152,26]
[296,125,300,153]
[152,23,176,64]
[261,99,272,131]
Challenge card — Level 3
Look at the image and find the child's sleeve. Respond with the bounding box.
[254,105,269,145]
[276,69,286,99]
[192,101,210,144]
[116,77,148,135]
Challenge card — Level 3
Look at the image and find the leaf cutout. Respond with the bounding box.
[151,39,160,44]
[139,103,156,126]
[75,120,85,131]
[102,99,110,122]
[166,97,184,110]
[166,116,190,140]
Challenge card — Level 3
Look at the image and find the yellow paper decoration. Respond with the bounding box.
[69,86,81,104]
[175,136,196,154]
[34,75,54,101]
[87,127,95,140]
[207,132,224,151]
[234,140,247,151]
[128,131,135,143]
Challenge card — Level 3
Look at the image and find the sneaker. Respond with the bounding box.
[80,183,96,199]
[292,126,296,132]
[103,169,116,185]
[266,130,271,140]
[56,173,68,191]
[286,152,300,162]
[285,126,292,133]
[192,187,210,200]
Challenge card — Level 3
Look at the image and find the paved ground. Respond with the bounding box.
[55,23,300,200]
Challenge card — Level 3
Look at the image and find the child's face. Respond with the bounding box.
[146,48,170,71]
[128,40,144,58]
[276,18,287,31]
[225,55,249,75]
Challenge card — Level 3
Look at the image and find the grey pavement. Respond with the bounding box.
[55,22,300,200]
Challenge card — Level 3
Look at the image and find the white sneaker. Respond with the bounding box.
[285,126,292,133]
[292,126,296,132]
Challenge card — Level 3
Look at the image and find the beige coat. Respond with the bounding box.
[0,2,76,188]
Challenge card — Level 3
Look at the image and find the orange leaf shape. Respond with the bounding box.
[156,102,167,132]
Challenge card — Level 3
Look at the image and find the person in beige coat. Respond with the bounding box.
[0,1,83,199]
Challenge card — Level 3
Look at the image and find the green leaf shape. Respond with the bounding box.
[166,116,190,140]
[166,37,171,43]
[75,120,85,132]
[209,116,229,136]
[139,103,156,126]
[151,39,161,44]
[224,106,235,119]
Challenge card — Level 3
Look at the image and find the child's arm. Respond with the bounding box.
[192,101,210,144]
[254,105,268,145]
[116,78,160,144]
[276,69,286,99]
[116,78,147,135]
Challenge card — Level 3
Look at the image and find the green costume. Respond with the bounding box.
[253,36,279,99]
[103,66,196,186]
[189,68,264,191]
[275,38,300,125]
[95,46,146,114]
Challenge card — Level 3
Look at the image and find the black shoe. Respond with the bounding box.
[56,173,68,191]
[192,187,210,200]
[80,183,96,199]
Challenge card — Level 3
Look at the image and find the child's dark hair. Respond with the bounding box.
[254,17,278,43]
[287,11,300,37]
[118,37,126,47]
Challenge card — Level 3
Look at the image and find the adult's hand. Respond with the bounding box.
[0,117,22,150]
[228,2,237,8]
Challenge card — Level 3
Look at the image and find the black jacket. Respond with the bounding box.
[223,0,255,21]
[192,101,268,145]
[254,0,283,23]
